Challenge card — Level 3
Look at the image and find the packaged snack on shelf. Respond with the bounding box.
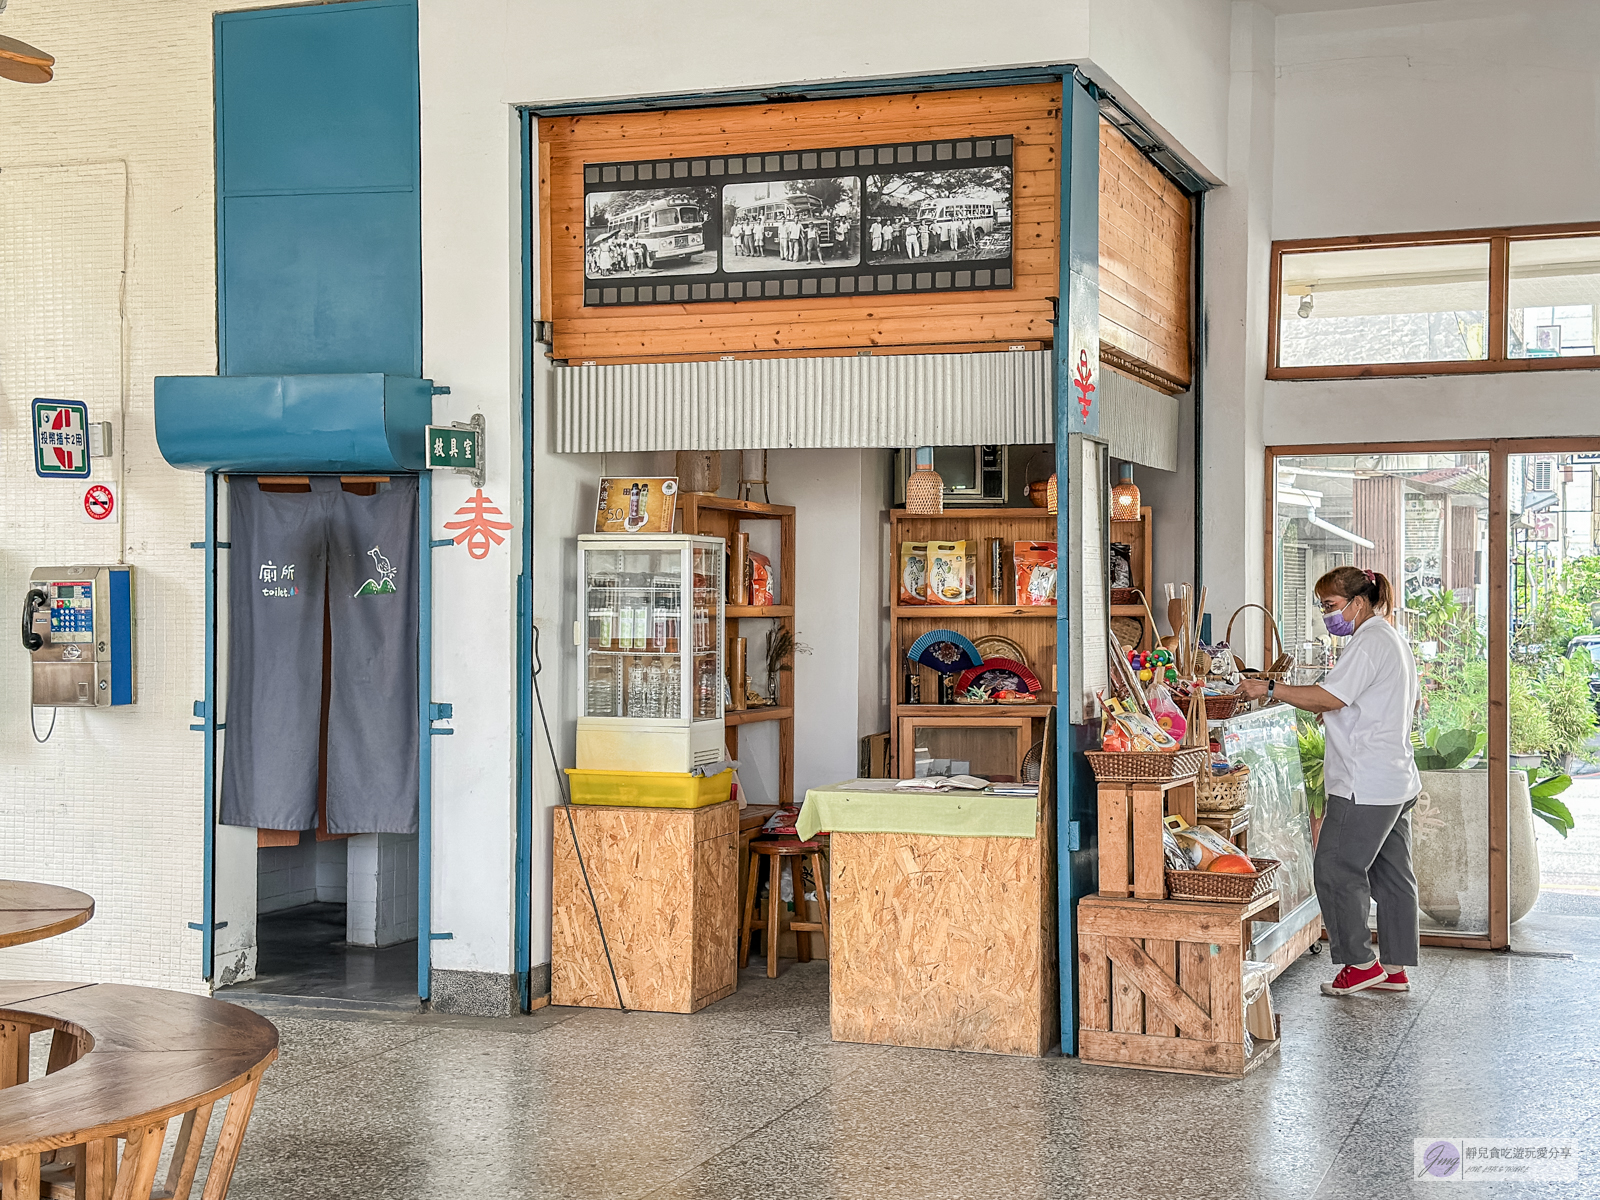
[926,540,968,605]
[1106,709,1179,751]
[898,542,928,605]
[748,551,775,607]
[964,550,977,604]
[1014,541,1058,606]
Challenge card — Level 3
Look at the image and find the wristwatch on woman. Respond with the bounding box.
[1267,680,1276,700]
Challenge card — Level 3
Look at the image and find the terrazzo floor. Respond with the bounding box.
[188,926,1600,1200]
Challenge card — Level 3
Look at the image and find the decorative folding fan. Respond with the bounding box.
[905,629,982,673]
[954,658,1043,695]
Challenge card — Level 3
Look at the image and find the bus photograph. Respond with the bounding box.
[584,186,718,278]
[864,166,1012,267]
[722,178,860,271]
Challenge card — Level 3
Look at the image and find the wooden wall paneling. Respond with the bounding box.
[541,85,1062,361]
[1097,119,1191,391]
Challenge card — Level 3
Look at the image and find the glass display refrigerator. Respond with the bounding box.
[575,534,726,773]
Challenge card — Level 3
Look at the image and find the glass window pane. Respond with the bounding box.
[1274,452,1491,937]
[1278,243,1490,367]
[1507,236,1600,358]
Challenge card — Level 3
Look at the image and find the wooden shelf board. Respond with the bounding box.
[727,605,794,619]
[891,507,1053,521]
[893,605,1057,618]
[893,703,1052,718]
[1109,605,1150,617]
[683,495,795,518]
[726,706,793,726]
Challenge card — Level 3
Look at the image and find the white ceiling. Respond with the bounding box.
[1263,0,1429,13]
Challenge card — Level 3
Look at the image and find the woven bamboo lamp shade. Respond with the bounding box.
[1111,463,1141,520]
[905,447,944,515]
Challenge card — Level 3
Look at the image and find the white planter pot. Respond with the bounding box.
[1414,769,1541,929]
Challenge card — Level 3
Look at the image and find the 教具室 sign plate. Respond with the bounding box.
[33,398,91,479]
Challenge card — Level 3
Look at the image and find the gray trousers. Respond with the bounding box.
[1315,793,1420,966]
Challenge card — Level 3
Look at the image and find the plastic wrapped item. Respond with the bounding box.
[1163,814,1241,870]
[927,540,967,605]
[1145,684,1189,742]
[749,551,775,607]
[898,542,928,605]
[1107,709,1179,752]
[1241,959,1277,1055]
[1014,541,1057,605]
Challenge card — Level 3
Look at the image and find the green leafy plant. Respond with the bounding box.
[1295,714,1326,819]
[1412,726,1486,771]
[1524,769,1577,838]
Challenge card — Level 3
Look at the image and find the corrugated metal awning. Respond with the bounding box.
[549,349,1180,469]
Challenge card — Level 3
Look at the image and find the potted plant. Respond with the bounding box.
[1295,715,1325,846]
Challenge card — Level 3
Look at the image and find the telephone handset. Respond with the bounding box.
[21,588,46,652]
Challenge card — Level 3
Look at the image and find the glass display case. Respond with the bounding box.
[1214,704,1321,959]
[575,534,726,773]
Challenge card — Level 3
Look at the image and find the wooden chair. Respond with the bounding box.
[0,981,278,1200]
[740,839,830,978]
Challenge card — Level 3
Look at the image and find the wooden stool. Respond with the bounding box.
[740,838,830,978]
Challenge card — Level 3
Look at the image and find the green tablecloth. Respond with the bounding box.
[796,780,1039,841]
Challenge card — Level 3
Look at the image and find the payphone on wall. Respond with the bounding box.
[20,565,136,708]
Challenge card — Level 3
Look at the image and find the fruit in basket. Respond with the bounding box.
[1208,854,1255,874]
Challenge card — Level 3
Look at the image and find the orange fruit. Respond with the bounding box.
[1208,854,1255,874]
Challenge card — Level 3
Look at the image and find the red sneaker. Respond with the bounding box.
[1370,967,1410,992]
[1320,959,1386,996]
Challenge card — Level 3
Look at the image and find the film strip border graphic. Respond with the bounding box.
[581,135,1014,307]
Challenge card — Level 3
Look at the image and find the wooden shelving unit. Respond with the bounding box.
[889,508,1056,778]
[682,494,796,805]
[1110,505,1155,651]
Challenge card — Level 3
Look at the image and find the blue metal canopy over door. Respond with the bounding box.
[206,0,427,995]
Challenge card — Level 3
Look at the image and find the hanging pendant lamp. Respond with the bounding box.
[1111,463,1141,520]
[906,447,944,515]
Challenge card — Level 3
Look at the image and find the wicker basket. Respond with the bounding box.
[1165,857,1280,903]
[1204,694,1241,720]
[1224,604,1286,677]
[1197,765,1251,813]
[1110,587,1142,606]
[1085,747,1207,784]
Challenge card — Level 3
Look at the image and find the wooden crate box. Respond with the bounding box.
[829,829,1057,1057]
[1077,891,1281,1078]
[552,799,739,1013]
[1097,777,1197,899]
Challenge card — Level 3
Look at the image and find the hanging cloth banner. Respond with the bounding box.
[221,477,418,835]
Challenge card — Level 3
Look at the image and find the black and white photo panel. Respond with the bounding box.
[584,187,720,279]
[581,137,1013,307]
[721,178,862,272]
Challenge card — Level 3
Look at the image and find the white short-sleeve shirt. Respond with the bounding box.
[1320,617,1422,805]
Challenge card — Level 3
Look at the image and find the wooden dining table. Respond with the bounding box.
[0,880,94,950]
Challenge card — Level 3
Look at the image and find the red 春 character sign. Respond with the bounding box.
[1072,349,1096,420]
[443,489,514,559]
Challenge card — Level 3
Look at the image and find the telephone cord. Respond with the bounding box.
[30,707,56,744]
[532,623,627,1014]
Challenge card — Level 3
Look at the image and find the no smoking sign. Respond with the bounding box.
[80,482,118,525]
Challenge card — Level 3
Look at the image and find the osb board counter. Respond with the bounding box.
[828,826,1057,1057]
[552,799,738,1014]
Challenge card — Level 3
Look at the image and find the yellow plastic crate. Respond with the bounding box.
[564,767,733,809]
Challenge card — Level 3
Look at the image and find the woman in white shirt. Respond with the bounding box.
[1238,566,1420,997]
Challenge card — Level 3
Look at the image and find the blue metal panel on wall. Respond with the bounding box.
[1055,75,1102,1056]
[221,192,423,377]
[214,0,421,378]
[153,374,431,473]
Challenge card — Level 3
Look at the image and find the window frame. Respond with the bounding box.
[1268,220,1600,380]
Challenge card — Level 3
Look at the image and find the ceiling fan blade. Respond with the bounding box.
[0,32,54,84]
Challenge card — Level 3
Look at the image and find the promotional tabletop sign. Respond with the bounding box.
[32,398,91,479]
[595,477,678,534]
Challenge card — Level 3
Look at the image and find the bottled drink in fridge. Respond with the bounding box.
[645,660,664,719]
[626,659,646,717]
[665,661,681,719]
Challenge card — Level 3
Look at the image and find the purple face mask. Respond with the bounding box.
[1323,604,1356,637]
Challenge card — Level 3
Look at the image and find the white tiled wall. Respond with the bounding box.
[346,834,418,948]
[257,838,349,914]
[0,0,280,992]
